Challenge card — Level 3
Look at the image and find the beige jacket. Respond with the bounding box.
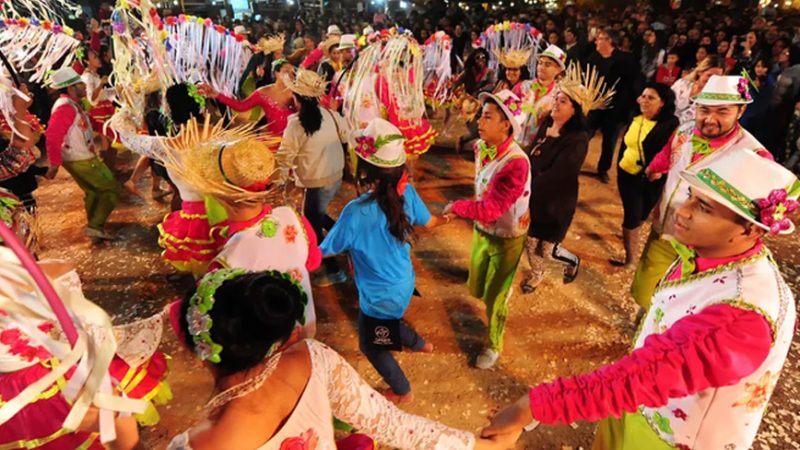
[278,107,348,188]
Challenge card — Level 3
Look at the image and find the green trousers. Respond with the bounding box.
[630,231,678,311]
[467,228,526,353]
[62,157,120,230]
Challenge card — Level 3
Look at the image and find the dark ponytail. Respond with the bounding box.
[179,271,306,377]
[296,94,322,136]
[356,162,413,243]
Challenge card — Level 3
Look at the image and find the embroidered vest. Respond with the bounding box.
[657,124,764,236]
[634,249,795,449]
[474,141,531,238]
[51,97,95,162]
[214,206,316,338]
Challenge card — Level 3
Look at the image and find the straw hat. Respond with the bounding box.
[539,44,567,71]
[349,118,406,168]
[287,68,328,98]
[692,75,753,106]
[322,35,341,58]
[161,115,283,204]
[257,35,285,55]
[558,62,616,115]
[47,67,82,89]
[680,149,799,235]
[478,90,526,138]
[493,47,533,69]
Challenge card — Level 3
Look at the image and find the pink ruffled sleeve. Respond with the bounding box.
[217,92,267,113]
[301,215,322,272]
[528,303,772,425]
[451,157,529,223]
[301,48,324,69]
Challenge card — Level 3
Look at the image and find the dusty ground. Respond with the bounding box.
[34,121,799,449]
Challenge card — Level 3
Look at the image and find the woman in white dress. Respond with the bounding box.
[167,270,518,450]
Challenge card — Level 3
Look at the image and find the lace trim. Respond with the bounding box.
[205,352,283,412]
[653,247,769,294]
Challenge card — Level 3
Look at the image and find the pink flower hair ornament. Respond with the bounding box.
[737,77,753,102]
[755,188,798,235]
[354,135,377,158]
[504,96,522,116]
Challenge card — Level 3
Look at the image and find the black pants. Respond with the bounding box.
[617,170,659,229]
[590,118,624,175]
[358,312,425,395]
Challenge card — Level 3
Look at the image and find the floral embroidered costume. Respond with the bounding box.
[632,75,773,309]
[449,90,530,368]
[523,149,798,450]
[518,45,566,148]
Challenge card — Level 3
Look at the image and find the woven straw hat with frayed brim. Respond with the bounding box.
[349,118,407,168]
[478,90,526,138]
[160,115,283,205]
[287,68,328,98]
[493,48,533,69]
[680,148,800,234]
[257,35,285,55]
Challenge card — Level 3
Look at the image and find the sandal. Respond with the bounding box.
[563,257,580,284]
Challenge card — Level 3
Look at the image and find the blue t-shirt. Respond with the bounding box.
[320,185,431,319]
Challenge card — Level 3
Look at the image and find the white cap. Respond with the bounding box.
[680,149,799,234]
[350,118,407,168]
[338,34,357,50]
[478,90,526,139]
[327,25,343,36]
[692,75,753,105]
[540,44,567,71]
[47,68,83,89]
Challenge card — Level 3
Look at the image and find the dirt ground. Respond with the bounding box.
[33,120,799,449]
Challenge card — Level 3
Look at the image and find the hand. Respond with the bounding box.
[46,166,59,179]
[474,430,523,450]
[482,395,534,440]
[645,167,663,181]
[197,83,218,99]
[442,202,454,216]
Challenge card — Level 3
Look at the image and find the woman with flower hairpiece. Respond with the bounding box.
[321,118,444,405]
[167,270,515,450]
[483,150,798,450]
[198,59,296,138]
[278,69,348,287]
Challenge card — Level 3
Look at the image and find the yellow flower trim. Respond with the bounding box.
[718,298,777,345]
[653,247,769,294]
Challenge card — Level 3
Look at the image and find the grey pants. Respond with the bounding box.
[522,237,579,289]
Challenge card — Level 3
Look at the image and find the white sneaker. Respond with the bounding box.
[475,348,499,369]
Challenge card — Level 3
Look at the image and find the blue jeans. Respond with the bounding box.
[358,311,425,395]
[304,180,341,273]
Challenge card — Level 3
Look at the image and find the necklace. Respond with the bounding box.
[206,352,283,412]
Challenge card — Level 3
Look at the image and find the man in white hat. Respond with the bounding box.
[44,67,120,241]
[322,34,358,111]
[444,90,531,369]
[326,24,342,38]
[519,44,567,148]
[631,74,774,309]
[484,149,798,450]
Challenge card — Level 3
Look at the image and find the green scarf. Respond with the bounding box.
[691,135,713,156]
[669,239,697,277]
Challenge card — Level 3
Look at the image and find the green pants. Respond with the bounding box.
[468,228,526,353]
[630,231,678,311]
[62,157,120,230]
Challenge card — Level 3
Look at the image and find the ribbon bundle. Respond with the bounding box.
[422,31,452,108]
[480,21,543,78]
[0,17,79,83]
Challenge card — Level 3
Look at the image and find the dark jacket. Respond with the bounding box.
[587,48,642,124]
[527,124,590,243]
[616,114,680,220]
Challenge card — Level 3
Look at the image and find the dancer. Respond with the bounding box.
[484,150,798,450]
[44,68,120,242]
[444,90,529,369]
[519,45,567,148]
[111,84,225,277]
[0,191,171,449]
[160,117,319,337]
[632,75,772,309]
[611,83,678,268]
[520,63,615,293]
[278,69,348,286]
[80,47,116,169]
[321,119,439,404]
[199,59,296,137]
[167,270,513,449]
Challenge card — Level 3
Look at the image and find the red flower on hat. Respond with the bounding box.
[354,135,377,158]
[755,188,798,235]
[737,77,752,102]
[504,96,522,116]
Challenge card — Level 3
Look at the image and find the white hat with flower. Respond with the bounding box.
[478,89,526,139]
[350,118,407,168]
[680,149,799,235]
[692,75,753,105]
